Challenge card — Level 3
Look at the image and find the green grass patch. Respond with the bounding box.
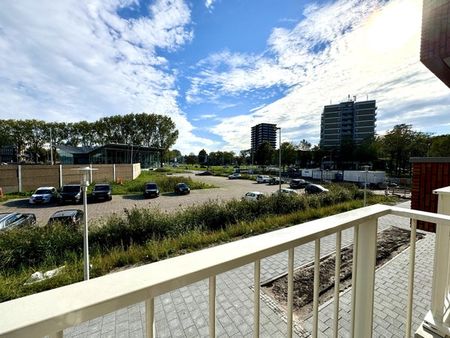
[109,170,215,195]
[0,186,395,302]
[0,192,32,203]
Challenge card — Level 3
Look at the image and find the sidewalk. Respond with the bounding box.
[65,202,434,337]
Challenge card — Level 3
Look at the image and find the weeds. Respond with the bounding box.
[0,188,395,302]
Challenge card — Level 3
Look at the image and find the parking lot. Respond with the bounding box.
[0,172,291,225]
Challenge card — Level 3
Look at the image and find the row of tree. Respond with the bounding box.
[182,124,450,177]
[0,113,178,163]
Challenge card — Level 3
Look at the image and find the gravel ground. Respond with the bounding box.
[0,172,293,225]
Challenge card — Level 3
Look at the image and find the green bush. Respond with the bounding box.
[0,185,369,272]
[0,224,82,272]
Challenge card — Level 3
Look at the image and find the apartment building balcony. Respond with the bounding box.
[2,189,450,338]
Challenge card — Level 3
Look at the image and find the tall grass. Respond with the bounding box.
[110,170,214,194]
[0,184,373,273]
[0,194,394,302]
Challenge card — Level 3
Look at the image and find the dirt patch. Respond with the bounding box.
[262,226,424,321]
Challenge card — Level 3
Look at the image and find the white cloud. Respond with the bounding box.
[0,0,209,154]
[205,0,216,10]
[204,0,450,151]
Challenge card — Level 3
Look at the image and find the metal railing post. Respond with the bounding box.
[145,298,155,338]
[422,187,450,335]
[351,218,377,338]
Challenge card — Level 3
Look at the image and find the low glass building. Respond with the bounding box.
[56,144,160,168]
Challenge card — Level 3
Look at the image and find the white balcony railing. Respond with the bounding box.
[2,189,450,338]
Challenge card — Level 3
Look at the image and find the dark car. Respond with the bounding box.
[144,182,160,198]
[305,183,329,194]
[268,177,285,185]
[91,183,112,202]
[175,183,190,195]
[290,179,309,189]
[47,209,84,227]
[0,212,36,231]
[58,184,82,204]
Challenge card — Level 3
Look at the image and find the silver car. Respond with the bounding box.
[29,186,57,204]
[0,212,36,231]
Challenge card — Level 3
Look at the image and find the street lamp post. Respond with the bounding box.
[362,165,370,207]
[50,128,53,165]
[74,166,97,280]
[277,127,282,193]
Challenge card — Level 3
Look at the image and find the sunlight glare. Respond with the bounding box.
[364,0,421,54]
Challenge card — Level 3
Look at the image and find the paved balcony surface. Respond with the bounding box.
[65,201,433,337]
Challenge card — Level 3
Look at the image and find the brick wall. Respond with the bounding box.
[411,158,450,232]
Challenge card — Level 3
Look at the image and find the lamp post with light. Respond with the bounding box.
[277,127,282,193]
[75,166,97,280]
[362,165,370,207]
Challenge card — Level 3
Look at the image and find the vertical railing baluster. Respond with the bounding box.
[145,298,155,338]
[254,259,261,338]
[287,248,294,338]
[209,276,216,338]
[350,224,359,338]
[333,230,342,338]
[312,238,321,338]
[352,218,377,337]
[405,219,417,338]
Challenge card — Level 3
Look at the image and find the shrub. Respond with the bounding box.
[0,185,366,272]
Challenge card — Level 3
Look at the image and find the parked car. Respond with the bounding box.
[58,184,82,204]
[175,183,190,195]
[0,212,36,231]
[243,191,265,201]
[47,209,83,227]
[268,177,285,185]
[290,179,309,189]
[273,188,298,196]
[91,183,112,202]
[29,186,57,204]
[228,173,241,179]
[144,182,160,198]
[256,175,271,183]
[305,183,329,194]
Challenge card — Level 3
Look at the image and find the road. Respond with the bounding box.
[0,172,290,225]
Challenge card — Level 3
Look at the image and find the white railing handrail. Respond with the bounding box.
[2,204,450,338]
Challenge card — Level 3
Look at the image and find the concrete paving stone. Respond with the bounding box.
[183,325,199,337]
[115,321,129,332]
[128,320,142,332]
[129,330,144,338]
[100,332,115,338]
[64,201,437,338]
[115,332,130,338]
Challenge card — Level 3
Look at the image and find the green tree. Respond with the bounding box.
[166,149,182,163]
[429,135,450,156]
[184,153,197,165]
[254,141,275,166]
[280,142,297,169]
[298,139,311,151]
[154,116,178,167]
[198,149,208,164]
[380,124,431,176]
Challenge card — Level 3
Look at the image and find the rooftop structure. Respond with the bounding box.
[251,123,277,153]
[320,99,377,150]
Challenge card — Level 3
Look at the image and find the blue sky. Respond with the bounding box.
[0,0,449,154]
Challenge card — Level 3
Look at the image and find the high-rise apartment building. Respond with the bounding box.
[421,0,450,88]
[251,123,277,153]
[320,99,376,150]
